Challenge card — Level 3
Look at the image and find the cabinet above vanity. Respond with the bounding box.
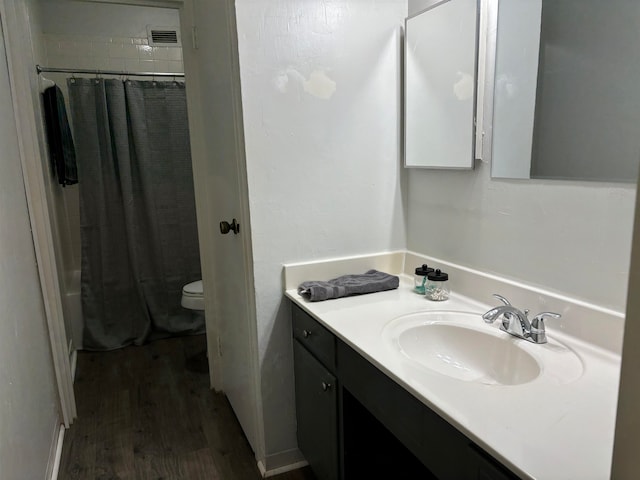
[404,0,640,182]
[404,0,479,169]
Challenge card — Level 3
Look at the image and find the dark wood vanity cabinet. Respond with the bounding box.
[292,304,340,480]
[291,303,520,480]
[293,341,339,480]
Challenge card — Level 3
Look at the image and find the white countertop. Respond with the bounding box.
[286,276,621,479]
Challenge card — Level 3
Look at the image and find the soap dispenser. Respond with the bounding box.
[414,264,434,294]
[425,269,450,301]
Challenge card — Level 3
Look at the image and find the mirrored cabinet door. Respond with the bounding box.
[490,0,640,182]
[404,0,479,169]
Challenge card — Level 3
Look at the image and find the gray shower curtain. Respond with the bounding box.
[68,78,203,351]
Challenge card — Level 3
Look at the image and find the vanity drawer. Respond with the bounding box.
[292,304,336,371]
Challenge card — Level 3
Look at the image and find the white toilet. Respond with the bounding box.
[181,280,204,311]
[181,280,208,373]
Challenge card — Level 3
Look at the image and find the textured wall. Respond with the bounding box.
[0,2,62,477]
[407,161,635,311]
[612,172,640,478]
[235,0,407,462]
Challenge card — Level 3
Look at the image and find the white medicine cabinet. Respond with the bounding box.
[404,0,481,169]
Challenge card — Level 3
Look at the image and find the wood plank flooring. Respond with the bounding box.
[59,335,315,480]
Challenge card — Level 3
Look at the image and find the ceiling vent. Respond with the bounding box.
[147,26,181,47]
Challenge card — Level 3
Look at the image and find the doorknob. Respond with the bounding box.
[220,218,240,235]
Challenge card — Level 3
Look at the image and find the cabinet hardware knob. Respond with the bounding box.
[303,329,312,338]
[321,382,332,391]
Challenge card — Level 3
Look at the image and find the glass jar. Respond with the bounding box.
[414,264,434,294]
[425,269,450,301]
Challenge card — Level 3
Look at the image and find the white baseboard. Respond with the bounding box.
[48,424,65,480]
[256,448,308,478]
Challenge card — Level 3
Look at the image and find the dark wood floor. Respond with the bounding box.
[59,335,315,480]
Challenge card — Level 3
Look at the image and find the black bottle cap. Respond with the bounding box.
[427,269,448,281]
[415,264,435,276]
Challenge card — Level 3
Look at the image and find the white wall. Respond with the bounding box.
[0,7,62,477]
[38,0,179,38]
[406,0,635,312]
[407,165,635,312]
[235,0,407,465]
[40,0,183,77]
[612,170,640,478]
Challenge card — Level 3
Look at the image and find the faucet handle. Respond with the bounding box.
[531,311,561,327]
[492,293,512,306]
[530,312,561,344]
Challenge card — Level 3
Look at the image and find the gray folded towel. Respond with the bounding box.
[297,269,399,302]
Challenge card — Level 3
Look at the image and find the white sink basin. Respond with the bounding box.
[384,311,583,386]
[397,322,540,385]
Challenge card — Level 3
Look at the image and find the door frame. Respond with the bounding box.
[0,0,76,426]
[76,1,265,462]
[2,0,266,470]
[177,0,265,462]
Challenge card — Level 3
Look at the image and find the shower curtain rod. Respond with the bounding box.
[36,65,184,78]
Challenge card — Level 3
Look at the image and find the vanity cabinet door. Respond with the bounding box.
[293,340,339,480]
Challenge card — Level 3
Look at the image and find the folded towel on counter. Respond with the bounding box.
[297,269,399,302]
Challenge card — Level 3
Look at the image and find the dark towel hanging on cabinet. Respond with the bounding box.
[43,85,78,186]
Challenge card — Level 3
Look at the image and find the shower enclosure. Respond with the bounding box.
[67,78,203,351]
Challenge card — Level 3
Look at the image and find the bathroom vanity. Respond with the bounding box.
[292,303,517,479]
[285,252,622,480]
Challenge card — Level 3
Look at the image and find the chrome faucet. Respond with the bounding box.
[482,294,561,344]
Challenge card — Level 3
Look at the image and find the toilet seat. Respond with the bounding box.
[183,280,203,296]
[181,280,205,311]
